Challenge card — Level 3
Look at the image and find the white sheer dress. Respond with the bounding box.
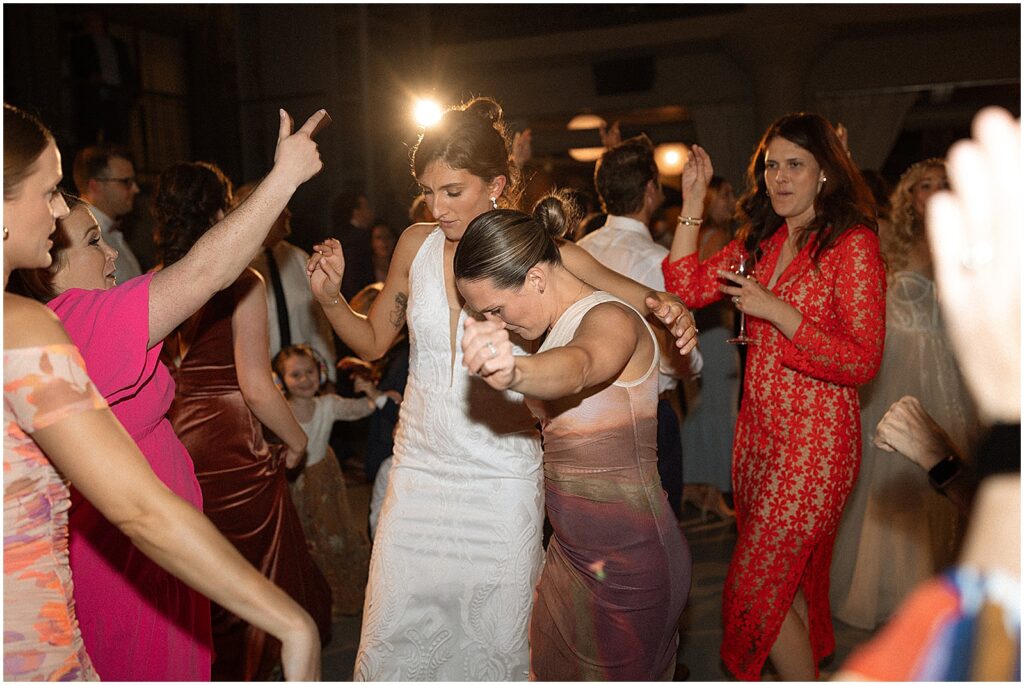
[355,228,544,681]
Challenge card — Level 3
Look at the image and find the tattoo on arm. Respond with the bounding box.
[389,292,408,329]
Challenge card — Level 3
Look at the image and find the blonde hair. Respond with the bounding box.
[882,158,945,274]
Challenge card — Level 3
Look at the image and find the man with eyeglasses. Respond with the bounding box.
[73,143,143,280]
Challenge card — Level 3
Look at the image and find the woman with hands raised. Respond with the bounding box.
[3,103,321,681]
[662,113,886,680]
[8,107,327,681]
[455,196,691,680]
[307,96,696,681]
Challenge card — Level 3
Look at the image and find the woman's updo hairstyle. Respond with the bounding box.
[154,162,233,267]
[4,103,55,200]
[411,97,521,208]
[454,190,579,289]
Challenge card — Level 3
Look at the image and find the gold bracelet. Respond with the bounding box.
[677,216,703,224]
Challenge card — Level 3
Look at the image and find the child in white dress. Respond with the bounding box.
[273,343,392,617]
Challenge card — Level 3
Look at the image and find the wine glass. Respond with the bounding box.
[726,253,757,345]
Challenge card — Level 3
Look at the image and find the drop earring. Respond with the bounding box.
[490,197,498,210]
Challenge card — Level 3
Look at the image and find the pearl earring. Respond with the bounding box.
[490,197,498,210]
[3,226,8,240]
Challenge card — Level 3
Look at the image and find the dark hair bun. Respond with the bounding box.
[532,190,580,240]
[462,97,503,125]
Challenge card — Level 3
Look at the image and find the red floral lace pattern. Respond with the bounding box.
[663,226,886,680]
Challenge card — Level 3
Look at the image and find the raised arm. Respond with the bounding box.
[9,300,319,680]
[231,271,308,467]
[668,144,714,262]
[147,109,328,347]
[308,225,427,361]
[461,304,648,400]
[558,240,698,355]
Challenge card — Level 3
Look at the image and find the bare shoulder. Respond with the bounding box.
[388,223,436,277]
[3,293,73,348]
[580,300,642,334]
[395,222,435,254]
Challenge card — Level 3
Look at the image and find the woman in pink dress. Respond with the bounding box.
[7,107,328,681]
[4,102,320,682]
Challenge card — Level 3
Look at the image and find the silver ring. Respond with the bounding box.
[486,342,498,358]
[732,296,741,305]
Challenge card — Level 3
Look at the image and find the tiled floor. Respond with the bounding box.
[321,482,876,681]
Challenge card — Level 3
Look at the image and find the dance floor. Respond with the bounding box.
[321,479,876,681]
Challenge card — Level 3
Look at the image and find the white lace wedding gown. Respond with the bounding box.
[830,270,983,629]
[354,228,544,681]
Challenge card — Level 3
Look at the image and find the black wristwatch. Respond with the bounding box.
[928,455,962,490]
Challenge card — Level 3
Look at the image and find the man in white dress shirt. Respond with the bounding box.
[238,183,337,382]
[578,134,702,520]
[74,143,143,281]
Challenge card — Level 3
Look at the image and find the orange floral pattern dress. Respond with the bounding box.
[663,224,886,680]
[4,344,106,681]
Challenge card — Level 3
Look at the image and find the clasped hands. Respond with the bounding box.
[462,317,516,391]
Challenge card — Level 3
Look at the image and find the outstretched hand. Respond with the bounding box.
[273,109,329,190]
[927,106,1020,424]
[680,144,713,212]
[462,317,516,390]
[874,395,958,472]
[644,294,698,355]
[307,238,345,307]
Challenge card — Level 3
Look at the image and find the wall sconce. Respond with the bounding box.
[567,113,607,131]
[568,147,606,162]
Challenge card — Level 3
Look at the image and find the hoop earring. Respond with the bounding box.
[490,197,498,210]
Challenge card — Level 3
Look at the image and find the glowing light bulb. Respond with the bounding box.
[414,99,442,127]
[655,143,689,176]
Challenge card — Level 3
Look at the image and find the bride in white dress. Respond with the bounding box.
[830,159,983,630]
[308,97,698,680]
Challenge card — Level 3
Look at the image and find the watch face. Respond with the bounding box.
[929,457,961,488]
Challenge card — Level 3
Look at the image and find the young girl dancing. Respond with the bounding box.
[273,343,391,617]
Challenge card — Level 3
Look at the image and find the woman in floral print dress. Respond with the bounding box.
[662,113,886,681]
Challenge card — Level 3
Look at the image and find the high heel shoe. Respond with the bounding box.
[682,484,735,523]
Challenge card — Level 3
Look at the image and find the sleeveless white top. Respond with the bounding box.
[355,227,544,681]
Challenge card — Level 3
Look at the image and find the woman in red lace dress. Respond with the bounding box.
[662,113,886,680]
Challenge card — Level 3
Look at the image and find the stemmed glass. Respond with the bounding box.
[726,252,757,345]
